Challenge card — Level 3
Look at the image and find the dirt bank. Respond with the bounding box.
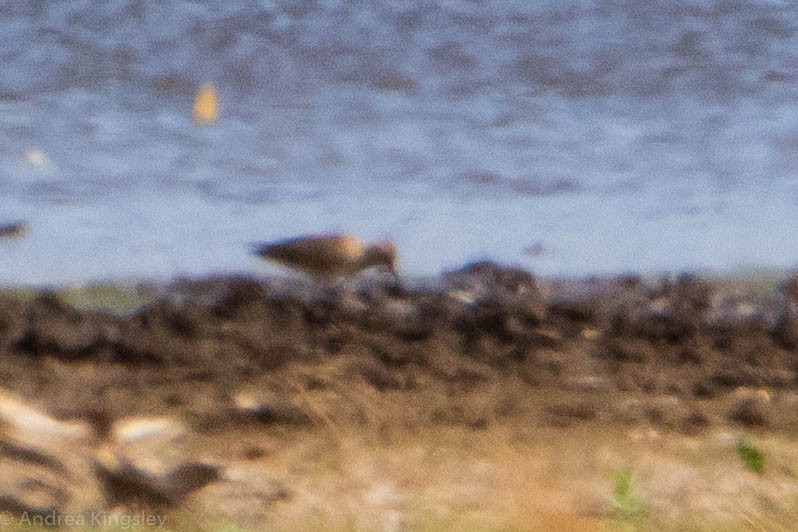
[1,263,797,529]
[1,264,797,433]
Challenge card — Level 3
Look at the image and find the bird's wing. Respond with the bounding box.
[253,234,365,274]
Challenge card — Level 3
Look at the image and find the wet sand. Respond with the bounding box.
[1,263,798,530]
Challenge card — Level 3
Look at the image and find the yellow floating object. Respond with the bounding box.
[193,83,218,124]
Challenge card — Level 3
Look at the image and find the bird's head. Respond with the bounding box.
[364,240,398,276]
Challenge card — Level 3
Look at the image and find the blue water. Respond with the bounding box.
[1,0,798,284]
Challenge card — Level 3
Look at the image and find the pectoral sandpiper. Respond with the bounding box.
[252,234,397,279]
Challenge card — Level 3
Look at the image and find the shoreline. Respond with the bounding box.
[2,263,795,312]
[1,262,798,529]
[0,262,796,438]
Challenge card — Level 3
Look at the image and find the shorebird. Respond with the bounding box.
[252,234,397,279]
[0,221,27,239]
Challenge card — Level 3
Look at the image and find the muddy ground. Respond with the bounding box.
[1,262,798,529]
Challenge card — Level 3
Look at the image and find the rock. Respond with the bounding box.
[0,408,221,512]
[112,417,187,446]
[0,389,92,442]
[135,300,208,339]
[728,396,768,428]
[97,416,220,506]
[211,276,270,319]
[443,261,546,323]
[668,274,713,321]
[775,309,798,350]
[0,389,101,517]
[0,297,26,347]
[98,461,220,507]
[233,391,310,425]
[775,277,798,349]
[13,292,123,359]
[783,276,798,301]
[611,274,713,341]
[443,262,547,352]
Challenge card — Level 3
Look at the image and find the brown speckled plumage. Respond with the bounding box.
[253,234,397,278]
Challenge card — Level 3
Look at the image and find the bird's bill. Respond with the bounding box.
[250,243,271,257]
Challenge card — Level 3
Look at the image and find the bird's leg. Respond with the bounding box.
[317,274,352,303]
[382,267,405,297]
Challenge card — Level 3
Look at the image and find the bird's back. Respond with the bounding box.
[254,234,365,276]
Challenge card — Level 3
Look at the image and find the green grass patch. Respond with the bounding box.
[610,467,649,525]
[59,283,158,314]
[0,287,40,303]
[736,437,765,474]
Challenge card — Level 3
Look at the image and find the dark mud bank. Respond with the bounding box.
[2,263,798,433]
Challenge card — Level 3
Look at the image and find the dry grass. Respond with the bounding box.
[199,425,798,531]
[2,343,797,530]
[171,369,798,531]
